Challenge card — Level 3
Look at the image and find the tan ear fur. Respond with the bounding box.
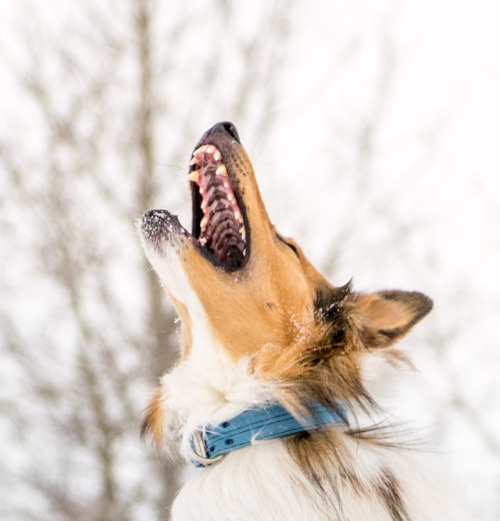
[352,290,433,348]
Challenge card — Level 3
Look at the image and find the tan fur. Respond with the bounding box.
[175,144,325,360]
[162,131,431,369]
[141,386,165,447]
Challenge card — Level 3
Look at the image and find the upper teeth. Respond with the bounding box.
[187,171,199,183]
[216,165,227,176]
[192,144,221,159]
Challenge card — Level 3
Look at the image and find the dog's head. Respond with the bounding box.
[140,122,432,416]
[140,122,338,360]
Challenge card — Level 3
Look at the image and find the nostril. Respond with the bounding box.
[221,122,240,142]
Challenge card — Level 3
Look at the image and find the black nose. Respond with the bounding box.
[208,121,240,143]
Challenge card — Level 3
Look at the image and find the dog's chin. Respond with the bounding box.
[139,209,194,298]
[140,209,189,255]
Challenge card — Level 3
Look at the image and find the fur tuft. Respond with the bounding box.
[140,386,165,448]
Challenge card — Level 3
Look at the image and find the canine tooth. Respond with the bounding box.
[216,165,227,176]
[187,171,200,183]
[234,210,243,223]
[190,157,199,166]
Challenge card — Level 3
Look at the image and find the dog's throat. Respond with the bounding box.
[189,145,246,269]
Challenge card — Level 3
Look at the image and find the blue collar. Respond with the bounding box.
[189,402,347,467]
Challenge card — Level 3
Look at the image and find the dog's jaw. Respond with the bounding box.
[140,209,196,308]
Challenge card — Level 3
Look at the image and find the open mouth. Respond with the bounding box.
[188,144,248,271]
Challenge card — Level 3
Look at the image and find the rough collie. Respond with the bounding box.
[139,122,478,521]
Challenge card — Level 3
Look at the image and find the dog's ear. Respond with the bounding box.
[314,280,352,320]
[351,290,433,349]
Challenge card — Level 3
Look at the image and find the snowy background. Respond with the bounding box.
[0,1,499,520]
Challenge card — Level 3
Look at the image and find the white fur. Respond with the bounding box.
[161,352,479,521]
[172,438,476,521]
[142,233,479,521]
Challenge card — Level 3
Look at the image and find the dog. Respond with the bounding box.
[139,122,478,520]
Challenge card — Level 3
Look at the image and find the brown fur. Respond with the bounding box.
[377,468,410,521]
[252,286,431,420]
[141,386,165,448]
[286,431,411,521]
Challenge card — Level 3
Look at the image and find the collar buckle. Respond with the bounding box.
[188,430,225,467]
